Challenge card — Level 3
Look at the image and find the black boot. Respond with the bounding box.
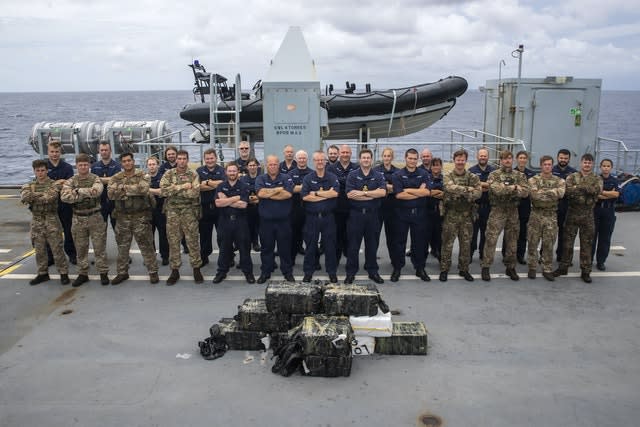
[481,267,491,281]
[166,269,180,286]
[30,273,50,286]
[193,268,204,284]
[72,274,89,287]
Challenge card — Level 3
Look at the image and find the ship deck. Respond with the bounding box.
[1,188,639,426]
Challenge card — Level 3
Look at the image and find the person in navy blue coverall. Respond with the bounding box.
[345,149,387,284]
[46,140,76,264]
[328,144,358,265]
[373,147,398,263]
[425,158,444,263]
[196,149,225,267]
[553,149,577,261]
[90,142,121,230]
[255,155,295,284]
[592,158,620,271]
[212,162,255,284]
[288,150,313,264]
[147,156,169,265]
[301,151,340,283]
[240,158,262,252]
[469,147,495,262]
[391,148,432,282]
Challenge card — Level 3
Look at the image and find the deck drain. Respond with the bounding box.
[60,309,73,316]
[417,412,442,427]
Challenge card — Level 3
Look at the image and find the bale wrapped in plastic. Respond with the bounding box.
[323,283,387,317]
[289,313,307,328]
[375,321,428,355]
[218,317,267,351]
[265,281,323,314]
[235,298,291,332]
[302,354,352,377]
[349,308,393,337]
[299,315,353,358]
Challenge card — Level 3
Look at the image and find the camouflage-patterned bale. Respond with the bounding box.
[217,318,266,351]
[323,283,381,316]
[265,281,323,314]
[303,354,352,377]
[289,313,307,329]
[236,298,291,332]
[299,315,353,358]
[375,322,428,355]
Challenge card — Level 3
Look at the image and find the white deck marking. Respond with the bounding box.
[0,249,11,253]
[4,272,640,281]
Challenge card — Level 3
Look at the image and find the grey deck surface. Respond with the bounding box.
[1,189,639,427]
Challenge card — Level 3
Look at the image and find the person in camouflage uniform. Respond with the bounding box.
[60,154,110,287]
[107,152,159,285]
[481,150,530,281]
[21,159,70,285]
[553,153,603,283]
[526,155,566,281]
[439,149,481,282]
[160,150,204,286]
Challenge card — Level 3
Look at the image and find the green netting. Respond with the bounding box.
[298,315,354,357]
[322,283,381,316]
[236,298,291,332]
[265,281,323,314]
[375,322,428,355]
[218,317,266,351]
[303,355,352,377]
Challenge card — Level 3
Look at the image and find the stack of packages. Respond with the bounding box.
[198,281,428,377]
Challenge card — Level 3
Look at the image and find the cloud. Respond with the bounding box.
[1,0,639,91]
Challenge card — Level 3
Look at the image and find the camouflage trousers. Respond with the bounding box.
[440,211,473,272]
[527,209,557,273]
[481,205,519,269]
[114,213,158,275]
[31,214,68,275]
[166,209,202,269]
[560,207,595,272]
[71,212,108,275]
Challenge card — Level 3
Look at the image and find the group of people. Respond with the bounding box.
[21,139,619,287]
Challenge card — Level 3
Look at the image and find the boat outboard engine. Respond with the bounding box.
[28,122,102,156]
[101,120,171,156]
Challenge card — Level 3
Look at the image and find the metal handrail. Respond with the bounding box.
[595,136,640,175]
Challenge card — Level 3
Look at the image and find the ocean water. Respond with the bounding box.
[1,89,638,184]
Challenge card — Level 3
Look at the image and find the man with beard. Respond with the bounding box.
[328,144,358,265]
[197,148,225,267]
[327,145,339,165]
[212,162,255,284]
[107,153,158,285]
[439,150,481,282]
[255,155,295,283]
[554,153,603,283]
[480,150,529,281]
[552,149,577,261]
[345,149,387,284]
[469,147,495,262]
[288,150,313,264]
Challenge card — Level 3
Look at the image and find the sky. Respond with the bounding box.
[1,0,639,92]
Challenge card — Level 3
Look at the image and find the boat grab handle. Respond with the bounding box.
[387,90,397,137]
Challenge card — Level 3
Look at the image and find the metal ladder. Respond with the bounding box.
[210,73,242,162]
